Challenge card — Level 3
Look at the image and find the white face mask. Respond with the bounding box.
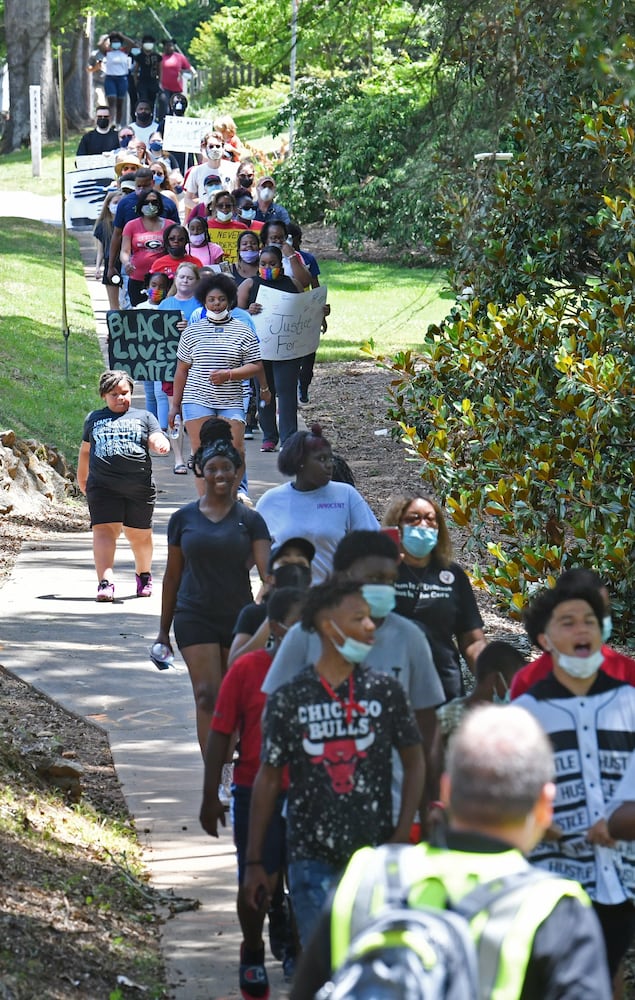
[552,645,604,679]
[258,187,274,202]
[216,210,233,223]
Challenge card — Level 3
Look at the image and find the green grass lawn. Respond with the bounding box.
[317,261,454,361]
[0,141,77,196]
[0,219,104,461]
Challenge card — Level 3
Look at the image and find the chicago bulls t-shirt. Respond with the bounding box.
[261,665,421,869]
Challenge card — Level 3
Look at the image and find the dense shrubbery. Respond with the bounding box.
[372,68,635,633]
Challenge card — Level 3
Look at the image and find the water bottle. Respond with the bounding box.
[149,642,174,670]
[170,415,181,439]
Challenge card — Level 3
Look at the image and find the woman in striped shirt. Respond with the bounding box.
[168,272,266,495]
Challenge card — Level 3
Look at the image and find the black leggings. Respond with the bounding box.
[592,899,635,979]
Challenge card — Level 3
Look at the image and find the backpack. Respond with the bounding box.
[316,843,551,1000]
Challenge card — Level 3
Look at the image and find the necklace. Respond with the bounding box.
[319,674,366,725]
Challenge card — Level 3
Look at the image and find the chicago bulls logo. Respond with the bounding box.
[302,731,375,794]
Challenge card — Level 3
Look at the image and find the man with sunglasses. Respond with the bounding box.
[184,131,237,218]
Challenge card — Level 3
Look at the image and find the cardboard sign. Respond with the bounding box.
[107,310,182,381]
[253,286,327,361]
[65,165,116,227]
[163,115,217,153]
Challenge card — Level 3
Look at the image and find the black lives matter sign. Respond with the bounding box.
[107,310,182,381]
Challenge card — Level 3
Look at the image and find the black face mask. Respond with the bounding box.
[273,563,311,590]
[136,112,153,124]
[238,174,254,187]
[96,118,110,129]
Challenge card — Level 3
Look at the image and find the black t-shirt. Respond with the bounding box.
[394,560,483,700]
[83,406,160,497]
[233,601,267,637]
[168,501,270,633]
[133,51,162,84]
[76,129,120,157]
[261,665,421,868]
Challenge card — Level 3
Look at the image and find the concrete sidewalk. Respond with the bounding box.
[0,221,293,999]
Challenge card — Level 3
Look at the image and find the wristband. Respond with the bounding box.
[244,860,263,866]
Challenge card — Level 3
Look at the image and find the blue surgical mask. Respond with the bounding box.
[111,41,122,49]
[361,584,396,619]
[402,524,438,559]
[602,615,612,643]
[330,620,373,664]
[492,673,511,704]
[149,141,163,153]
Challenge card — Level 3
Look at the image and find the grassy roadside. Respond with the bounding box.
[0,218,104,462]
[316,261,453,361]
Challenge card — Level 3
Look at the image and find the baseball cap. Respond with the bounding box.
[268,537,316,572]
[258,176,275,188]
[119,178,136,192]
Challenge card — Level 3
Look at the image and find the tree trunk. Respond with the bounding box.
[62,20,92,130]
[3,0,58,151]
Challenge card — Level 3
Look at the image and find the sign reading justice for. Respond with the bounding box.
[107,311,182,381]
[252,285,328,361]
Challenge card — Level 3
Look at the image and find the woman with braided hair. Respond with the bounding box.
[154,418,271,752]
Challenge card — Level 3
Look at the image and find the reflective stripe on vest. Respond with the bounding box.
[330,843,591,1000]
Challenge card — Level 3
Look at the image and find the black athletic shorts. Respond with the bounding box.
[86,483,155,529]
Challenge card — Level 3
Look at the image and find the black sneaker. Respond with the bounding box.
[298,387,309,404]
[268,896,289,961]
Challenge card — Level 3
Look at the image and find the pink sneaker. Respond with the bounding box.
[136,572,153,597]
[96,579,114,602]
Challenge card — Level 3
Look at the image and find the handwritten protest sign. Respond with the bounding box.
[207,225,244,263]
[163,115,216,153]
[107,310,182,381]
[252,286,327,361]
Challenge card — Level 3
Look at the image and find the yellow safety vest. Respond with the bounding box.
[330,843,591,1000]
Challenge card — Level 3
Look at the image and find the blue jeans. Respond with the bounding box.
[287,858,339,947]
[259,358,302,446]
[143,380,158,418]
[153,381,170,430]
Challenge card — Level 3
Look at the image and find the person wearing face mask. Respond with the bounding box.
[511,567,635,698]
[148,223,200,280]
[263,531,443,827]
[187,218,224,267]
[205,191,248,263]
[436,641,526,750]
[107,166,181,286]
[200,586,305,996]
[132,35,162,111]
[259,220,312,288]
[93,188,124,309]
[384,494,487,702]
[147,131,179,173]
[149,159,179,207]
[120,189,172,306]
[128,99,160,144]
[76,105,120,158]
[515,582,635,985]
[184,131,238,218]
[243,577,425,948]
[233,190,264,232]
[228,537,315,666]
[229,229,260,285]
[254,176,290,224]
[235,158,256,196]
[103,32,135,126]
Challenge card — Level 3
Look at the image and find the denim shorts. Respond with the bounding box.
[232,785,287,882]
[287,858,340,947]
[104,74,128,99]
[182,402,245,423]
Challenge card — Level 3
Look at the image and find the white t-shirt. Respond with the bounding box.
[184,160,238,201]
[104,50,131,77]
[129,120,161,144]
[255,480,380,583]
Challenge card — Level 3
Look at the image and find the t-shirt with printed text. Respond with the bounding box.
[261,665,421,869]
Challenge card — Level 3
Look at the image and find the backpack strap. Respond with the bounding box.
[348,844,418,942]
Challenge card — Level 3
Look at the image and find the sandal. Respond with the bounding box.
[173,464,188,475]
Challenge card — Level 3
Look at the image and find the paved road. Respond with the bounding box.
[0,214,294,999]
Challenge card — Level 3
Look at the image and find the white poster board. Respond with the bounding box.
[253,285,327,361]
[65,165,116,228]
[163,115,217,153]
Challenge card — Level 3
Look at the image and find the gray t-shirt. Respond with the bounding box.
[263,612,444,821]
